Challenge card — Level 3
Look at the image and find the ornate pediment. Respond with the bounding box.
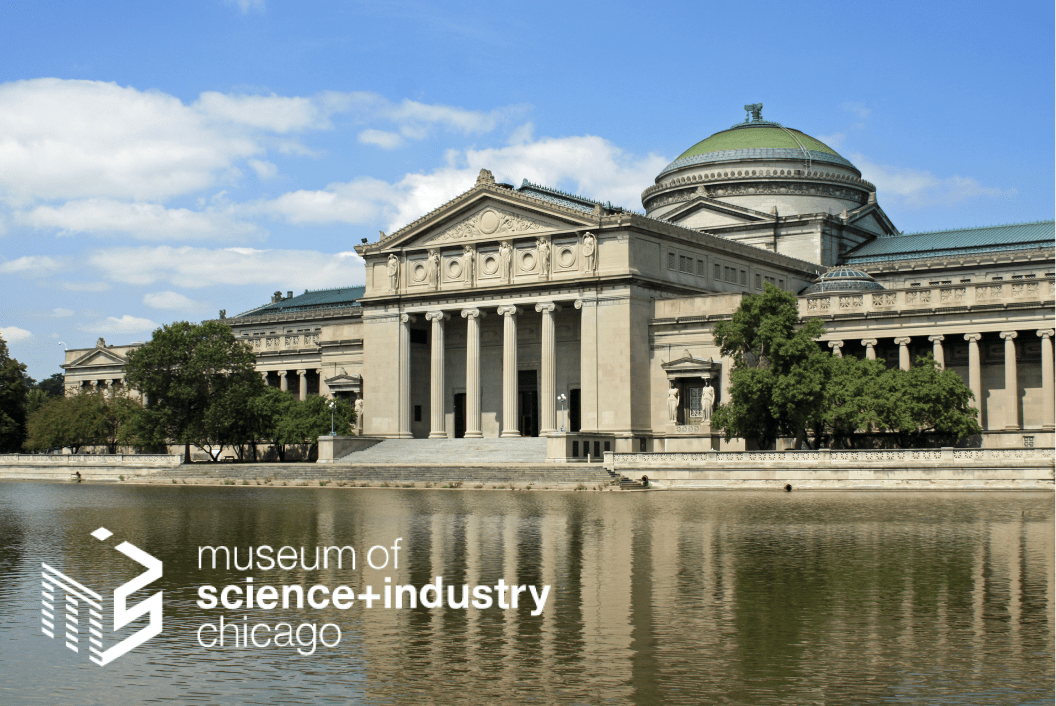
[65,348,128,368]
[325,372,362,392]
[662,351,719,379]
[426,205,559,244]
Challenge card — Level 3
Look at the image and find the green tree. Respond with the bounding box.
[22,390,141,453]
[276,396,355,461]
[822,355,889,448]
[124,321,265,462]
[0,335,30,453]
[249,387,296,461]
[874,354,982,447]
[711,283,830,449]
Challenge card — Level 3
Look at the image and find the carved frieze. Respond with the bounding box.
[646,181,868,210]
[429,206,554,243]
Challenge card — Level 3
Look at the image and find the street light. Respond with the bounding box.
[557,394,567,432]
[329,400,336,436]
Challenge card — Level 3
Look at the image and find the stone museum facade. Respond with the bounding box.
[63,107,1056,452]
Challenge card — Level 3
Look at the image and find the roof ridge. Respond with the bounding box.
[878,219,1055,239]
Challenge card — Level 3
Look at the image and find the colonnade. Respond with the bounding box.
[265,368,322,402]
[827,330,1055,431]
[397,301,564,439]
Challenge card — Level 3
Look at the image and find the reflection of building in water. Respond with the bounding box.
[64,107,1055,452]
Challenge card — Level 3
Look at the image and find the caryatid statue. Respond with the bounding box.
[702,379,715,422]
[462,245,475,284]
[667,384,680,424]
[499,241,513,282]
[537,237,551,279]
[428,249,441,288]
[582,232,597,273]
[387,254,400,291]
[354,398,364,435]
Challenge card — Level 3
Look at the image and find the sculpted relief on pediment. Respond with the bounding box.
[427,206,556,244]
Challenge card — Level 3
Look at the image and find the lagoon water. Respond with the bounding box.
[0,482,1052,705]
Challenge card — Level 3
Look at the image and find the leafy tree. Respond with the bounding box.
[711,284,829,449]
[249,387,296,461]
[0,335,30,453]
[34,373,66,398]
[821,356,889,448]
[275,396,355,461]
[23,390,140,453]
[873,354,982,447]
[124,321,265,462]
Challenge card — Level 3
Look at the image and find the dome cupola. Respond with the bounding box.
[800,266,885,295]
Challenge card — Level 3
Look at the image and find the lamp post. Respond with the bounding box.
[557,394,567,433]
[329,400,336,436]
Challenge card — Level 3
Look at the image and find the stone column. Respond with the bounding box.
[894,337,911,371]
[497,305,521,437]
[317,368,328,398]
[461,308,484,438]
[536,302,560,435]
[398,314,416,439]
[260,371,268,384]
[425,311,449,439]
[861,339,877,360]
[827,340,843,358]
[1038,330,1055,430]
[297,369,307,401]
[929,335,945,369]
[1000,331,1019,430]
[964,334,983,425]
[278,370,288,392]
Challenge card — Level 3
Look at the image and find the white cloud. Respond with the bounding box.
[18,199,257,240]
[0,326,32,343]
[143,291,201,311]
[79,315,159,335]
[194,91,337,133]
[86,246,364,289]
[258,134,667,231]
[358,129,404,149]
[852,154,1009,207]
[843,102,871,119]
[52,308,73,317]
[818,132,845,149]
[226,0,265,13]
[0,255,63,275]
[247,159,277,180]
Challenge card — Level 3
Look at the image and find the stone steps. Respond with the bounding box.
[337,438,549,464]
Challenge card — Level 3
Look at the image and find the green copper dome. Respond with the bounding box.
[677,124,841,160]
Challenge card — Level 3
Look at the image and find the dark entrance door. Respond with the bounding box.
[517,370,539,437]
[454,393,466,438]
[569,388,581,432]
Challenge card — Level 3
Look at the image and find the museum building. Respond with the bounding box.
[63,107,1056,452]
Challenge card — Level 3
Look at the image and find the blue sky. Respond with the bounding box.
[1,0,1052,380]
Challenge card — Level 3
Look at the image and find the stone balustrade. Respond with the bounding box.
[800,278,1053,318]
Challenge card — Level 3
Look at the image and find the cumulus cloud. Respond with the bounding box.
[257,134,667,231]
[358,129,404,149]
[79,315,159,335]
[143,291,201,311]
[52,308,73,317]
[0,326,32,343]
[18,199,257,240]
[0,255,64,275]
[852,154,1010,207]
[247,159,277,180]
[86,246,364,290]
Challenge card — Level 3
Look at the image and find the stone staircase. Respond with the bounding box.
[337,438,548,464]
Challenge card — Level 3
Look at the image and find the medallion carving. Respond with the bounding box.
[429,206,553,243]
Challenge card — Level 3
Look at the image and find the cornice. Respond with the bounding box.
[642,168,876,208]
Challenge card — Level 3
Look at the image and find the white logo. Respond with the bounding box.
[40,527,163,666]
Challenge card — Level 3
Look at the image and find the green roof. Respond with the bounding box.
[235,285,365,318]
[842,221,1055,264]
[678,125,840,160]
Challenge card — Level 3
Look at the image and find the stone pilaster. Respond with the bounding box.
[1038,330,1054,430]
[964,334,982,425]
[929,334,945,369]
[461,308,484,438]
[894,337,911,371]
[497,305,520,437]
[398,314,416,439]
[297,369,307,401]
[828,340,843,358]
[1000,331,1019,430]
[536,302,560,435]
[425,311,449,439]
[861,339,877,360]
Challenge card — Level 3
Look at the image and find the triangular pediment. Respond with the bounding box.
[66,348,127,368]
[325,373,361,384]
[372,186,595,253]
[662,352,719,377]
[663,195,773,228]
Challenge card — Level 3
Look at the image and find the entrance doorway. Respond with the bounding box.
[454,392,466,438]
[517,370,539,437]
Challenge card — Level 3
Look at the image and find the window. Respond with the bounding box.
[593,441,601,458]
[755,274,762,289]
[604,441,611,452]
[910,282,921,287]
[714,263,721,280]
[778,279,784,289]
[639,438,647,452]
[572,441,579,457]
[725,266,735,283]
[1026,273,1036,279]
[960,279,972,283]
[679,255,691,273]
[668,252,676,270]
[1011,274,1023,280]
[992,276,1003,281]
[697,259,704,276]
[740,270,747,286]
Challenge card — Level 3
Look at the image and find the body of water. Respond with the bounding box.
[0,482,1052,705]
